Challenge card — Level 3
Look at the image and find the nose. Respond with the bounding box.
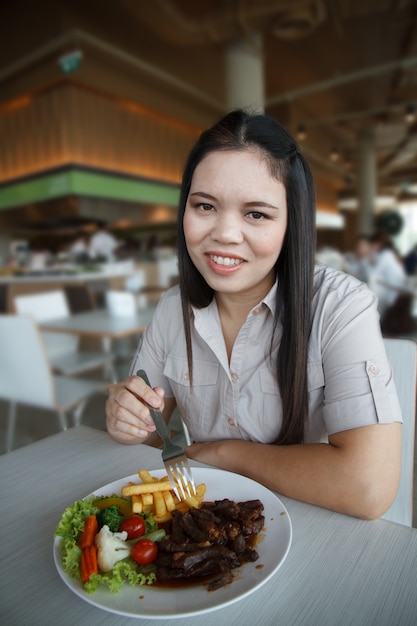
[211,213,244,244]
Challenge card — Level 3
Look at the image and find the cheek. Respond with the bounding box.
[255,228,286,260]
[183,212,207,247]
[183,214,194,245]
[183,213,203,260]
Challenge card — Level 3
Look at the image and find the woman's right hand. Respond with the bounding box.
[105,375,164,444]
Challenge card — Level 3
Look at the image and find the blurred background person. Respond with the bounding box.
[89,221,120,262]
[344,234,373,283]
[67,234,90,263]
[403,243,417,276]
[344,232,413,334]
[367,232,407,319]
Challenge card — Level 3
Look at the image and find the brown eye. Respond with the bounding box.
[248,211,266,220]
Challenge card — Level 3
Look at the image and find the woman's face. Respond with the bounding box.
[183,149,288,300]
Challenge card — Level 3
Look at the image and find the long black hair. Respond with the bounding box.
[177,109,316,444]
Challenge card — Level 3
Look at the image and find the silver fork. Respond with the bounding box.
[136,370,196,501]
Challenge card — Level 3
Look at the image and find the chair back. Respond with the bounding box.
[63,283,96,313]
[382,338,417,526]
[14,290,79,358]
[106,290,137,317]
[0,314,56,408]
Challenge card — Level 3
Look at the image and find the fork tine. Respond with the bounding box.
[178,459,197,497]
[166,468,182,500]
[167,459,196,499]
[171,468,188,501]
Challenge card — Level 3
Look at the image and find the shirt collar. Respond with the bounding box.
[191,279,278,319]
[262,279,278,316]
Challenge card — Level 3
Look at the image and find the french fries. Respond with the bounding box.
[121,480,172,496]
[121,470,206,523]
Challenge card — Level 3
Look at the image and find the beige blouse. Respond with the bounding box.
[130,264,402,444]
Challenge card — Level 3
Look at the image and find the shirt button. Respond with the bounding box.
[253,307,261,315]
[368,363,380,375]
[228,418,236,427]
[231,372,238,381]
[184,372,190,381]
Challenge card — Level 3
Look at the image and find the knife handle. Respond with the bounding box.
[136,369,170,442]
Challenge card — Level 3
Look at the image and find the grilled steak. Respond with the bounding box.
[155,499,264,590]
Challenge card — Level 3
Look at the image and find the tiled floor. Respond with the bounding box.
[1,356,416,528]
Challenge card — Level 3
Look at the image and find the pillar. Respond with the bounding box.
[357,128,377,235]
[225,34,264,112]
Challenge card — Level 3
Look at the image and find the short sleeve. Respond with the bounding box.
[310,268,403,436]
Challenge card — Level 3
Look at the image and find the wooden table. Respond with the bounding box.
[2,426,417,626]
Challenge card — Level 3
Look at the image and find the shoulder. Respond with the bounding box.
[143,285,183,351]
[152,285,182,324]
[156,284,181,308]
[314,263,368,294]
[312,263,377,313]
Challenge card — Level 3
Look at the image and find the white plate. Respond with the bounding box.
[54,468,292,619]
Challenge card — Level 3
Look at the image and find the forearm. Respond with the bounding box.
[187,423,401,519]
[211,440,371,516]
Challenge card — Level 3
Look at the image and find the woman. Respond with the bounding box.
[106,110,402,519]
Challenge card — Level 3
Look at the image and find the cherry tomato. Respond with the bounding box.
[119,515,146,540]
[131,538,158,565]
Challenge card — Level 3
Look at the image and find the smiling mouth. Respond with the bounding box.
[209,254,244,266]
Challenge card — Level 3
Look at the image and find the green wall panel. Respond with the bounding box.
[0,168,180,210]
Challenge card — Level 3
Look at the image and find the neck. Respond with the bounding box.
[215,275,275,318]
[215,275,275,362]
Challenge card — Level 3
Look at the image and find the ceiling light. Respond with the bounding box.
[330,147,339,162]
[296,124,306,140]
[405,104,415,124]
[316,211,345,229]
[338,195,396,211]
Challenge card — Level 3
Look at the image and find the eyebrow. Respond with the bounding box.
[189,192,281,211]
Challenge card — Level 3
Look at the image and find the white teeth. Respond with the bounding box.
[210,255,242,266]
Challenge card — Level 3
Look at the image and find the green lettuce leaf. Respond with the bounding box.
[55,496,157,594]
[55,496,99,540]
[83,559,156,594]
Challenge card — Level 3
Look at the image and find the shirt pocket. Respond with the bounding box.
[164,356,219,386]
[163,356,220,437]
[259,362,324,393]
[258,362,325,443]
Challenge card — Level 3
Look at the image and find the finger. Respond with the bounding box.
[128,374,165,409]
[106,383,156,439]
[106,401,153,441]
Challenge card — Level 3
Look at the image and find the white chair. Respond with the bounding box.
[0,314,109,453]
[106,289,137,318]
[13,290,116,380]
[382,338,417,526]
[105,289,141,359]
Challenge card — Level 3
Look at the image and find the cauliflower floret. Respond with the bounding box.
[95,524,131,572]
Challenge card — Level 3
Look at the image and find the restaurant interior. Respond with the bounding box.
[1,1,416,523]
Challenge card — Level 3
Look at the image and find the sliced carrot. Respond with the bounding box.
[78,515,98,550]
[80,549,89,582]
[80,545,98,582]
